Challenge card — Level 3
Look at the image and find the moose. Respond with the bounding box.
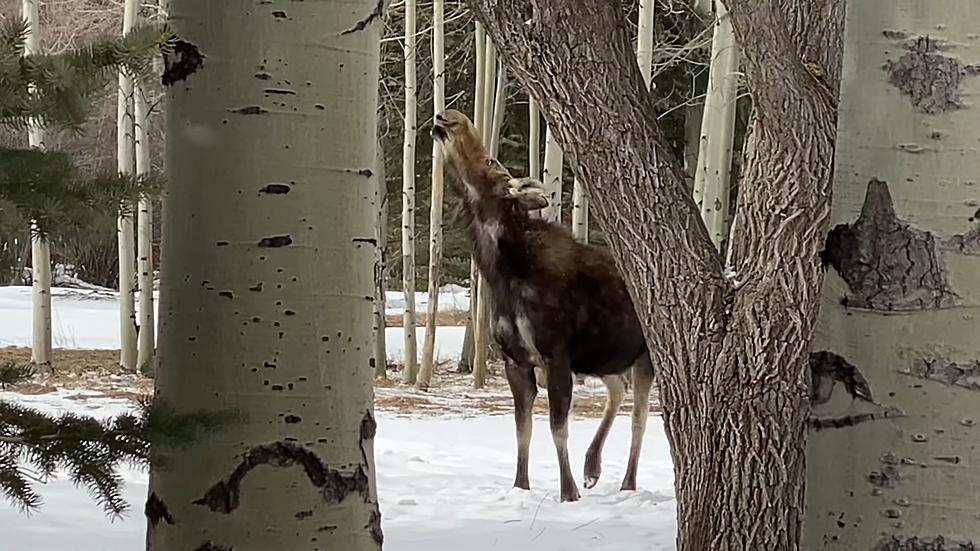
[431,109,654,502]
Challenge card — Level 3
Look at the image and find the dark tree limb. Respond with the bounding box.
[465,1,843,549]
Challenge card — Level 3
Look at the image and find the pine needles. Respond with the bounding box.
[0,397,230,517]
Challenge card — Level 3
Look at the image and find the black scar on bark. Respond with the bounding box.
[808,350,875,406]
[192,441,370,514]
[161,39,205,86]
[144,492,174,527]
[907,356,980,392]
[193,543,233,551]
[874,534,976,551]
[944,207,980,255]
[820,178,957,312]
[883,35,980,114]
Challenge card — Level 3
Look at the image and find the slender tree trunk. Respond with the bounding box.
[528,99,540,181]
[540,127,563,223]
[374,148,388,380]
[116,0,138,372]
[418,0,446,391]
[22,0,51,371]
[571,178,588,242]
[805,3,980,548]
[457,23,486,374]
[146,1,384,548]
[472,41,504,389]
[468,0,842,548]
[135,79,156,376]
[636,0,655,87]
[692,0,739,251]
[401,0,419,384]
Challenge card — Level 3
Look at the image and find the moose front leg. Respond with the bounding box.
[546,359,580,502]
[504,360,537,490]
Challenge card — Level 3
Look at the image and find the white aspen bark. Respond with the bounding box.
[540,127,563,223]
[480,41,497,146]
[116,0,138,371]
[22,0,51,370]
[418,0,446,391]
[636,0,656,88]
[457,23,486,373]
[488,63,506,157]
[373,149,388,380]
[146,1,384,548]
[691,0,739,251]
[135,81,155,376]
[528,98,540,180]
[571,178,589,243]
[472,40,502,389]
[805,3,980,548]
[401,0,419,384]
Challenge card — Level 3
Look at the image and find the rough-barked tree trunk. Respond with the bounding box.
[117,0,139,371]
[805,3,980,548]
[418,0,446,391]
[401,0,419,384]
[146,1,384,549]
[467,0,842,548]
[22,0,51,371]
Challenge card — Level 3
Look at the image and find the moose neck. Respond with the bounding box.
[461,184,534,289]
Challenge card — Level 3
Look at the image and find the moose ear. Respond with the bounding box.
[506,177,550,211]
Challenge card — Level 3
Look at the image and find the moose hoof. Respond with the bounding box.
[560,486,581,502]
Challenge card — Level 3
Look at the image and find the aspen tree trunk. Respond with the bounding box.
[805,3,980,548]
[417,0,446,391]
[636,0,655,87]
[456,23,486,374]
[22,0,51,371]
[374,147,388,380]
[146,1,384,549]
[691,0,739,250]
[401,0,419,384]
[528,99,540,180]
[472,42,503,390]
[135,80,155,376]
[571,178,588,242]
[116,0,138,371]
[540,128,563,223]
[468,0,842,547]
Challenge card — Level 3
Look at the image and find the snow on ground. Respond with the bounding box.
[1,390,677,551]
[0,285,467,364]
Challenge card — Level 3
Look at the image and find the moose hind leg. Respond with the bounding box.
[583,374,626,489]
[546,362,580,502]
[621,354,653,491]
[504,360,537,490]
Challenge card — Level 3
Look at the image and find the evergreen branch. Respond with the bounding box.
[0,398,231,516]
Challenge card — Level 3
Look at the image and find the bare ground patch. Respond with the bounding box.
[0,346,661,418]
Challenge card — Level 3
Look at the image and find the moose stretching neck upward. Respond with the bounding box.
[432,109,654,502]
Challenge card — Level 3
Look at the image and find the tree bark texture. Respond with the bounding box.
[22,0,52,371]
[374,146,388,380]
[805,2,980,548]
[401,0,419,384]
[466,0,843,548]
[147,1,384,549]
[117,0,139,372]
[135,80,156,376]
[691,0,739,252]
[418,0,447,390]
